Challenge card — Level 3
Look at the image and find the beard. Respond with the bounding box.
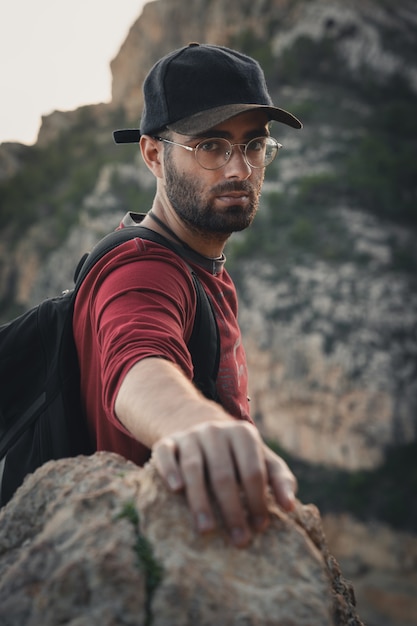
[163,153,263,236]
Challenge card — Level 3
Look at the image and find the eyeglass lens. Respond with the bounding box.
[195,137,279,170]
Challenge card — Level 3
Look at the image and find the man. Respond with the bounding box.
[74,43,302,548]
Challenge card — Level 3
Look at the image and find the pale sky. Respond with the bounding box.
[0,0,152,145]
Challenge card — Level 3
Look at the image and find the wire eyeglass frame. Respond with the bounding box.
[154,135,282,170]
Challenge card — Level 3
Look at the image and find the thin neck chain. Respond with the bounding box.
[147,210,224,262]
[148,210,187,247]
[122,211,226,275]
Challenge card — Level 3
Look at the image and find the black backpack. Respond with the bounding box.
[0,226,220,507]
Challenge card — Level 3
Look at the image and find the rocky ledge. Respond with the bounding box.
[0,452,363,626]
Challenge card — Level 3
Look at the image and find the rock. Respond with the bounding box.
[240,209,417,471]
[0,454,146,626]
[0,452,363,626]
[322,513,417,626]
[36,110,81,148]
[0,142,31,182]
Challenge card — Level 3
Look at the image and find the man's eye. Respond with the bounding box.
[199,140,223,152]
[248,139,266,152]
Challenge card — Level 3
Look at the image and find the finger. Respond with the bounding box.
[230,425,270,531]
[152,437,184,492]
[264,445,297,511]
[176,434,217,534]
[201,426,252,547]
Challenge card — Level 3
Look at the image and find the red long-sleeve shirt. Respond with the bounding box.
[73,234,251,465]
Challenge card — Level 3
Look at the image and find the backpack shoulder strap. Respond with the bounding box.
[74,226,155,286]
[187,270,220,400]
[74,226,220,401]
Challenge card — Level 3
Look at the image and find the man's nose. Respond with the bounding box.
[223,145,252,179]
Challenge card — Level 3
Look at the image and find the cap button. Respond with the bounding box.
[188,42,200,47]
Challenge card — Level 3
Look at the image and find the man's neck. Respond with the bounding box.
[141,201,229,259]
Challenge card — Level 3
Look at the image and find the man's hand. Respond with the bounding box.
[116,358,297,547]
[152,421,297,548]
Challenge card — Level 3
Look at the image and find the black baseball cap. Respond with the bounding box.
[113,42,302,144]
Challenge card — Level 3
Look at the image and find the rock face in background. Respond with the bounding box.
[2,0,415,471]
[0,1,416,625]
[322,514,417,626]
[241,210,417,471]
[0,453,363,626]
[109,0,417,122]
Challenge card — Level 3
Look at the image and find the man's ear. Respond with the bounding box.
[140,135,164,178]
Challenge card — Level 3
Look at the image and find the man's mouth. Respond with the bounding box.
[216,192,249,206]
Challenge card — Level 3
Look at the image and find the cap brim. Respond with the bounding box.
[113,129,141,144]
[112,103,302,144]
[168,103,302,135]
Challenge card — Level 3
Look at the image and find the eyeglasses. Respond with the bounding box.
[154,135,282,170]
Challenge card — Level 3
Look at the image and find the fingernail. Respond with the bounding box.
[284,489,296,511]
[231,526,250,547]
[167,472,182,491]
[196,512,214,532]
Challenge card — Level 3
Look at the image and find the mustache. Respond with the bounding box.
[211,180,255,195]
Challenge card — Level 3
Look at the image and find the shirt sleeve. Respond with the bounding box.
[87,238,197,425]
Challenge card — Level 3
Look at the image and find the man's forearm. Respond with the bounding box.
[115,356,296,548]
[114,357,232,447]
